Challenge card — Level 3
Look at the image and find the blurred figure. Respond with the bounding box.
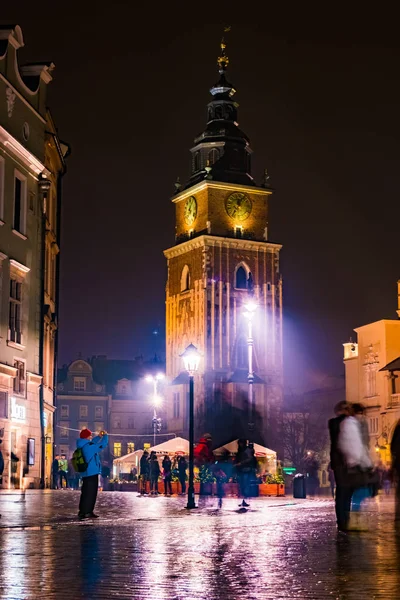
[214,449,231,508]
[76,428,108,520]
[58,454,69,489]
[194,433,214,495]
[390,419,400,519]
[177,455,187,495]
[382,468,392,496]
[328,401,351,531]
[52,455,60,489]
[0,439,4,487]
[328,463,335,498]
[338,402,372,517]
[140,450,149,495]
[162,454,172,496]
[149,451,160,495]
[235,439,252,508]
[305,452,320,497]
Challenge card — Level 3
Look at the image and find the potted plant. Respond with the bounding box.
[199,465,215,495]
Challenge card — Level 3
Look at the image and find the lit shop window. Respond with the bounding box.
[113,443,122,458]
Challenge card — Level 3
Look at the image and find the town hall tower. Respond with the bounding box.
[164,37,283,445]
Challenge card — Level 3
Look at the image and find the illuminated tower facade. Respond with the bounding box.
[164,37,283,445]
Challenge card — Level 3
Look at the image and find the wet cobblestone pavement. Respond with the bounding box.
[0,491,399,599]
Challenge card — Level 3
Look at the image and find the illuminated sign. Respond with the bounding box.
[283,467,296,474]
[10,397,26,422]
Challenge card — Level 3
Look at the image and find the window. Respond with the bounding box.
[180,265,190,292]
[113,416,122,429]
[0,156,4,221]
[235,265,247,289]
[235,226,243,239]
[13,359,25,396]
[94,422,104,433]
[364,364,378,398]
[369,417,379,434]
[60,423,69,438]
[74,377,86,391]
[59,445,70,457]
[113,442,122,458]
[127,442,135,454]
[9,279,22,344]
[173,392,180,418]
[79,405,88,418]
[95,406,103,419]
[194,151,200,172]
[13,171,27,234]
[60,405,69,418]
[78,422,88,432]
[127,417,134,429]
[0,391,7,418]
[208,148,219,166]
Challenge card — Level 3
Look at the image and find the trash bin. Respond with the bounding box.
[293,474,306,499]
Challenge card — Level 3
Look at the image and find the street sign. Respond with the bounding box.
[283,467,296,474]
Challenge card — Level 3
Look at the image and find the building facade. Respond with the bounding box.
[343,285,400,464]
[164,39,283,446]
[56,356,167,462]
[0,26,67,488]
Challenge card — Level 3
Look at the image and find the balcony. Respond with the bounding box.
[388,394,400,408]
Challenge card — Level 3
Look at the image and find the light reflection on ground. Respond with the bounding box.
[0,491,399,599]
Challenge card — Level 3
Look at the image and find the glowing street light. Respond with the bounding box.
[243,301,257,436]
[145,373,165,446]
[180,343,201,509]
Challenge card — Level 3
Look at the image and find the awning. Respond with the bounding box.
[380,356,400,372]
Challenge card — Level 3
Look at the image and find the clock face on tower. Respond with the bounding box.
[225,192,252,221]
[184,196,197,226]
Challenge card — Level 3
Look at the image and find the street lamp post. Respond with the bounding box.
[243,301,257,435]
[180,343,201,509]
[146,374,164,446]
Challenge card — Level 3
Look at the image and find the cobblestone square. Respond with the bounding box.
[0,490,399,599]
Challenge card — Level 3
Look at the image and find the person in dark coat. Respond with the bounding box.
[328,400,351,531]
[139,450,149,495]
[149,451,160,495]
[52,455,60,489]
[162,455,172,496]
[390,418,400,520]
[0,440,4,485]
[177,455,187,495]
[235,439,252,508]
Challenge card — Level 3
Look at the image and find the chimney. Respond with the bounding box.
[397,280,400,319]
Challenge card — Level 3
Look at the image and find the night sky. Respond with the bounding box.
[4,6,400,391]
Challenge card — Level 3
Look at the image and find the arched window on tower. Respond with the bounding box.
[180,265,191,292]
[193,152,200,172]
[235,265,248,290]
[208,148,220,166]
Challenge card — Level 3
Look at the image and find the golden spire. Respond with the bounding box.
[217,25,231,71]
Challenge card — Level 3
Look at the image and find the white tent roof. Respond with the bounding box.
[214,440,276,458]
[114,449,143,464]
[148,436,189,455]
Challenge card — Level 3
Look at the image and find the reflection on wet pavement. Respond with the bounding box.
[0,491,399,599]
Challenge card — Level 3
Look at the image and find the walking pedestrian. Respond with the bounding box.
[382,468,392,496]
[235,439,252,508]
[0,440,4,486]
[139,450,149,495]
[338,403,373,522]
[305,453,320,497]
[149,451,160,495]
[328,401,351,532]
[162,455,172,496]
[76,428,108,521]
[177,455,187,495]
[390,418,400,520]
[52,455,60,489]
[58,454,69,489]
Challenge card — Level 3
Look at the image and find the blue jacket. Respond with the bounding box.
[76,435,108,478]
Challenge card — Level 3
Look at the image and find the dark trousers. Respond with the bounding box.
[164,476,172,495]
[179,476,186,494]
[238,472,250,498]
[79,474,98,516]
[335,483,353,530]
[150,476,158,493]
[59,471,68,488]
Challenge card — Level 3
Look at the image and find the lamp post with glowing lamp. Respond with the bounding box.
[243,301,257,435]
[146,373,165,447]
[180,343,201,509]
